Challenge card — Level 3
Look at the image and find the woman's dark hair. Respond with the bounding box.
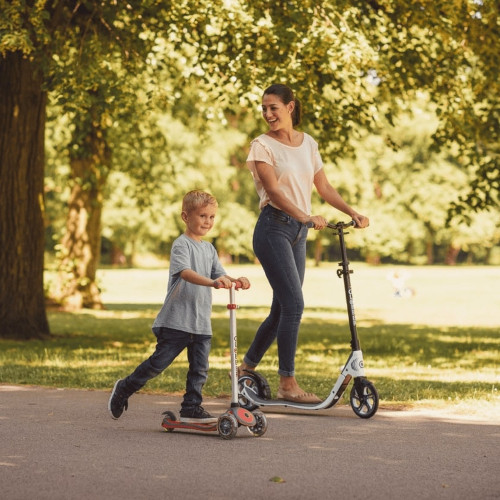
[263,84,302,126]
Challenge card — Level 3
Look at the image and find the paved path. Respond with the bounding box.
[1,385,499,499]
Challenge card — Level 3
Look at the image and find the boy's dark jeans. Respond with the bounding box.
[122,327,211,410]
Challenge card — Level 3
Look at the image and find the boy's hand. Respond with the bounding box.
[235,277,251,290]
[213,276,232,289]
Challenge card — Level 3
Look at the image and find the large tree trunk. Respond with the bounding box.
[0,52,50,339]
[55,125,110,310]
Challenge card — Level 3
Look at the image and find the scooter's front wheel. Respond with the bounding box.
[217,413,238,440]
[247,410,268,437]
[350,378,379,419]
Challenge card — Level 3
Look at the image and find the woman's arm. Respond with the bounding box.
[314,169,369,228]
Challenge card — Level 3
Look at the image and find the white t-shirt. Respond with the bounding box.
[246,133,323,214]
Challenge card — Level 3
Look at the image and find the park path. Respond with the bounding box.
[1,384,499,500]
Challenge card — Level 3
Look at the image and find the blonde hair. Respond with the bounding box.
[182,190,218,214]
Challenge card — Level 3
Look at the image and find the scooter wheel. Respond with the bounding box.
[238,371,272,411]
[217,413,238,440]
[247,410,268,437]
[350,379,379,419]
[238,375,259,411]
[161,410,177,432]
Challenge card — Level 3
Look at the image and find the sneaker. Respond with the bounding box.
[179,406,217,424]
[108,379,129,419]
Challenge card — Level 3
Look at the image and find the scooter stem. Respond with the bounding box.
[336,226,361,352]
[228,284,240,406]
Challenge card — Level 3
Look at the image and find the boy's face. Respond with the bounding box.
[182,203,217,241]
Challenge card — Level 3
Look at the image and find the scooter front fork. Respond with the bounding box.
[328,350,366,401]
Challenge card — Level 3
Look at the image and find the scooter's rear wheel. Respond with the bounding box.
[238,371,271,411]
[161,410,177,432]
[350,379,379,419]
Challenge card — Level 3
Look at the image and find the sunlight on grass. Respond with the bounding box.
[1,266,499,413]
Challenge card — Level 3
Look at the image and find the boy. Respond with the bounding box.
[108,190,251,423]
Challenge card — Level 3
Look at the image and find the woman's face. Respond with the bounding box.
[261,93,294,131]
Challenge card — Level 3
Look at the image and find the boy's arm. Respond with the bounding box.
[179,269,251,290]
[180,268,231,288]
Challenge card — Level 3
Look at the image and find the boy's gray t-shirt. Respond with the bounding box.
[152,233,226,335]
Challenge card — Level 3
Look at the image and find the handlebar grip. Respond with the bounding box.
[307,220,356,230]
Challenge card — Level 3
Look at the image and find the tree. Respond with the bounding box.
[2,0,498,338]
[0,1,172,335]
[0,51,49,338]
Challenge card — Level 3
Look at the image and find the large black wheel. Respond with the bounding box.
[238,371,272,411]
[247,410,268,437]
[161,410,177,432]
[350,379,379,419]
[217,413,238,440]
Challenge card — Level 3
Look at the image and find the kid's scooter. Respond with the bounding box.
[238,220,379,419]
[161,283,268,439]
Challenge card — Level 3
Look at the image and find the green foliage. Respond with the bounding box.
[3,0,499,284]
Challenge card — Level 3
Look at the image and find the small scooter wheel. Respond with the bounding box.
[217,413,238,440]
[161,410,177,432]
[350,379,379,419]
[247,410,268,437]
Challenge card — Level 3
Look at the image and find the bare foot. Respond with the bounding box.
[277,376,321,403]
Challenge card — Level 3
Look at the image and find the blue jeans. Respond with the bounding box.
[243,204,308,376]
[122,327,211,410]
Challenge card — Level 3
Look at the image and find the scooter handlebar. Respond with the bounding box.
[306,220,356,229]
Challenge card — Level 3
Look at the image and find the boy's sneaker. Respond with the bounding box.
[108,379,129,419]
[179,406,217,423]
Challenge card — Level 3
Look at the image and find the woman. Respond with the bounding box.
[240,83,369,403]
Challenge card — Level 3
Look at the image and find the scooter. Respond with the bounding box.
[238,220,379,419]
[161,283,269,439]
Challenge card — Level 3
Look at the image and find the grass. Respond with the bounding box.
[1,263,499,412]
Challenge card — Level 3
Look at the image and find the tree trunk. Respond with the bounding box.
[426,239,434,265]
[55,126,110,310]
[445,244,461,265]
[0,52,50,339]
[314,237,323,267]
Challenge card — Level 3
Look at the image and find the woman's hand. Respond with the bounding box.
[351,213,369,229]
[308,215,328,230]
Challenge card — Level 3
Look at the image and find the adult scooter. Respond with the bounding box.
[238,220,379,419]
[161,284,269,439]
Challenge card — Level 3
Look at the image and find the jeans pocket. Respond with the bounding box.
[269,210,290,225]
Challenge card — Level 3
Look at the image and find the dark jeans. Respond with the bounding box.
[122,327,211,410]
[243,204,308,376]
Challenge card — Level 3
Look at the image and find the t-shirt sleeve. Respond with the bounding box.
[169,239,191,277]
[312,137,323,174]
[210,245,226,279]
[247,138,274,176]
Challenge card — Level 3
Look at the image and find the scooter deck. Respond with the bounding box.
[161,418,217,432]
[241,385,343,410]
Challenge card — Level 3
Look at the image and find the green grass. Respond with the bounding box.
[1,264,499,412]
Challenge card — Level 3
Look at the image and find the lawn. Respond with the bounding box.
[1,263,499,413]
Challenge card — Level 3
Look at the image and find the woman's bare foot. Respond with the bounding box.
[277,376,321,403]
